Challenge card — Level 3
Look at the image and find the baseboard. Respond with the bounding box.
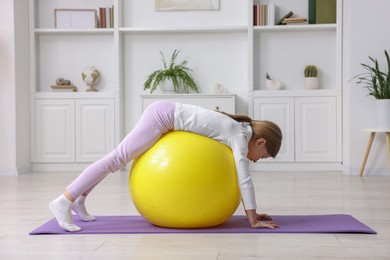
[341,164,389,176]
[32,162,131,173]
[32,163,91,172]
[249,162,342,172]
[0,164,32,175]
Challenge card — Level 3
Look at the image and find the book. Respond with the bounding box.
[283,17,307,22]
[51,85,77,92]
[282,17,307,25]
[277,11,293,25]
[285,21,309,25]
[308,0,336,24]
[99,6,115,28]
[268,3,275,26]
[110,5,114,28]
[253,4,276,26]
[106,7,110,28]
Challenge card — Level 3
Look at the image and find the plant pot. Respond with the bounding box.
[304,77,319,90]
[266,79,282,90]
[375,99,390,129]
[159,79,176,94]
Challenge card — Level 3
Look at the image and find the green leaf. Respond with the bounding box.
[143,49,199,93]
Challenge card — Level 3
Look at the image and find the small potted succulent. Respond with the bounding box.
[304,65,319,90]
[143,49,199,94]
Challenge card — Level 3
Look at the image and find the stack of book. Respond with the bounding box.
[253,4,275,26]
[51,85,77,92]
[99,6,114,28]
[281,17,308,25]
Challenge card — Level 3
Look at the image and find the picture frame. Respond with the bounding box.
[55,9,97,29]
[155,0,220,11]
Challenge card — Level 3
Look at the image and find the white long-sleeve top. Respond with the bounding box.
[174,102,257,210]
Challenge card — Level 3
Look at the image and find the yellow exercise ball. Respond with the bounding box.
[129,131,241,228]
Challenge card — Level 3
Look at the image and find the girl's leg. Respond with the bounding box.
[49,101,176,231]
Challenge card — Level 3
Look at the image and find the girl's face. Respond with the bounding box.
[247,138,271,163]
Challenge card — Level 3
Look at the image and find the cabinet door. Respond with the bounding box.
[76,99,115,162]
[253,98,294,162]
[295,97,337,162]
[35,99,75,162]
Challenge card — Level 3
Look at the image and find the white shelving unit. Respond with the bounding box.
[29,0,343,171]
[248,0,342,170]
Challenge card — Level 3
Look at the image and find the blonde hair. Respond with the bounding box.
[219,111,282,158]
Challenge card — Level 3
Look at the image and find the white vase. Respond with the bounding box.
[375,99,390,129]
[304,77,319,90]
[159,79,176,93]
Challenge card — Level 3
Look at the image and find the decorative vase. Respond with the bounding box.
[375,99,390,129]
[266,79,283,90]
[304,77,319,90]
[159,79,176,94]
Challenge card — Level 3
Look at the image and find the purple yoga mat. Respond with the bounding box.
[29,214,376,235]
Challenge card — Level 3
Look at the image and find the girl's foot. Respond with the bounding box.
[72,196,96,222]
[49,195,81,232]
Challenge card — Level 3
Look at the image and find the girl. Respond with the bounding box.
[49,101,282,232]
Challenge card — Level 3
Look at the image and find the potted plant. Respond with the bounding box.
[143,49,199,94]
[356,50,390,128]
[304,65,319,90]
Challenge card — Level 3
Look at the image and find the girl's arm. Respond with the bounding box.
[231,136,279,229]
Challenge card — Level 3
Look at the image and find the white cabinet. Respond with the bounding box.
[35,99,75,162]
[141,94,236,114]
[75,99,115,162]
[254,97,294,162]
[254,93,339,163]
[33,96,115,163]
[295,97,337,162]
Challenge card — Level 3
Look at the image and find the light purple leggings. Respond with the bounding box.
[66,101,176,199]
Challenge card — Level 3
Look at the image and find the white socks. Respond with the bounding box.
[49,195,96,232]
[49,195,81,232]
[72,196,96,222]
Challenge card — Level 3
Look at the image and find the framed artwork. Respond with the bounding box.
[155,0,220,11]
[55,9,97,28]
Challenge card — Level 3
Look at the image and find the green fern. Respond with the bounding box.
[144,49,199,94]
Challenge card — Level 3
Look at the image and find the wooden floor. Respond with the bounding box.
[1,170,389,259]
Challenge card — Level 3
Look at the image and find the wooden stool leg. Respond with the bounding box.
[360,132,376,176]
[386,133,390,173]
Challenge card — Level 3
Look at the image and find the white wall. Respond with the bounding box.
[0,0,31,175]
[342,0,390,175]
[1,0,389,175]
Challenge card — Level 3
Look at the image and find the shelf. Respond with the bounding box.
[33,92,116,99]
[35,28,114,35]
[119,26,247,34]
[141,93,236,98]
[254,24,336,32]
[253,89,341,98]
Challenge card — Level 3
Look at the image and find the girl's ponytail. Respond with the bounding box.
[218,111,252,124]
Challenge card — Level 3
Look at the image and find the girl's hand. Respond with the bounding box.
[245,210,280,229]
[250,220,280,229]
[256,213,272,221]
